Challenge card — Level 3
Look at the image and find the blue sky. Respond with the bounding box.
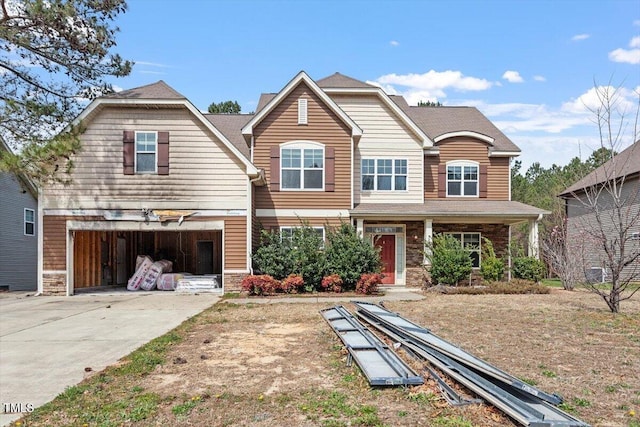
[111,0,639,171]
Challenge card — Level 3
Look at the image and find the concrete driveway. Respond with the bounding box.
[0,291,219,426]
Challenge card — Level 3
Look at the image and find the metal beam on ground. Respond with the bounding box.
[320,306,423,386]
[353,301,590,427]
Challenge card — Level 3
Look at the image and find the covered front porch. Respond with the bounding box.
[351,200,549,286]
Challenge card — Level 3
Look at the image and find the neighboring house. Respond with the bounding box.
[39,72,547,295]
[559,141,640,282]
[0,138,38,291]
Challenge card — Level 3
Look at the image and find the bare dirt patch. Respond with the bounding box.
[133,290,638,427]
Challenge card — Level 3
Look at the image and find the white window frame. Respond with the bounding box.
[298,98,308,125]
[24,208,35,236]
[361,158,408,192]
[135,131,158,174]
[446,160,479,197]
[280,141,324,191]
[447,232,481,268]
[280,226,325,246]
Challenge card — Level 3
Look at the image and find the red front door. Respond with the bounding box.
[375,235,396,284]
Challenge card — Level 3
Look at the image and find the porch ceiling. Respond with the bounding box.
[351,200,549,224]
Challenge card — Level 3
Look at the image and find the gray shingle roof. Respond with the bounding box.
[317,72,376,88]
[204,114,253,159]
[389,97,520,153]
[105,80,186,99]
[351,200,548,218]
[256,93,276,112]
[560,140,640,196]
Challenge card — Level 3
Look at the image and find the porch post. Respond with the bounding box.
[528,215,541,259]
[356,218,364,237]
[423,219,433,265]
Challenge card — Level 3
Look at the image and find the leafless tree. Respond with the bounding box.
[560,83,640,313]
[541,213,582,290]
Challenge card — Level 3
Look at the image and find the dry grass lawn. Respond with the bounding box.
[14,289,640,427]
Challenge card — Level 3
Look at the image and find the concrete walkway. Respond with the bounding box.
[0,291,219,426]
[228,287,426,304]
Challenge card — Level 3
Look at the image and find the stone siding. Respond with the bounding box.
[223,272,245,292]
[43,273,66,295]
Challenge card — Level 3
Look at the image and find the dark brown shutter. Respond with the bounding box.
[437,164,446,198]
[270,146,280,191]
[157,132,170,175]
[325,147,335,192]
[123,130,135,175]
[479,165,488,198]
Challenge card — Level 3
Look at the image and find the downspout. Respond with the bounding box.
[247,169,265,274]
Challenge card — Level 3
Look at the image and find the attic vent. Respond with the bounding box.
[298,98,308,125]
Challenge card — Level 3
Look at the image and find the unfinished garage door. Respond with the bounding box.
[73,230,222,289]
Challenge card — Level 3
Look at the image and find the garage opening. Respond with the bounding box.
[72,230,222,290]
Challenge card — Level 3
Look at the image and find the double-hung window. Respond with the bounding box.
[24,208,35,236]
[449,232,481,268]
[135,131,157,173]
[361,159,407,191]
[447,161,478,196]
[281,144,324,190]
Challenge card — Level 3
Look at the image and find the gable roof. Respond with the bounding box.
[317,72,376,89]
[0,137,38,197]
[72,81,258,176]
[204,114,253,158]
[242,71,362,142]
[559,140,640,197]
[104,80,186,100]
[390,97,520,154]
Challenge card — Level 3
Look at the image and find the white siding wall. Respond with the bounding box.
[43,107,248,210]
[331,95,423,204]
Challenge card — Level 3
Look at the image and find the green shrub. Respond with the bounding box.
[480,238,504,282]
[324,222,381,291]
[512,256,546,282]
[252,230,293,280]
[425,234,472,285]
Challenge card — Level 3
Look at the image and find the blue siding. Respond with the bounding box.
[0,173,38,291]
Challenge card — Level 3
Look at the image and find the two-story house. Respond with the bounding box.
[39,72,546,295]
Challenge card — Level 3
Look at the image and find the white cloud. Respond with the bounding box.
[502,70,524,83]
[561,85,638,114]
[135,61,170,68]
[634,19,640,26]
[389,40,399,47]
[533,75,546,82]
[608,36,640,64]
[369,70,493,101]
[571,34,590,41]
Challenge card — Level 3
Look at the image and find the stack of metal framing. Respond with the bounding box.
[351,301,590,427]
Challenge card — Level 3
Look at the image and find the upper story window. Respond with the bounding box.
[280,226,325,243]
[135,131,157,173]
[362,158,407,191]
[281,142,324,190]
[447,161,478,197]
[24,208,35,236]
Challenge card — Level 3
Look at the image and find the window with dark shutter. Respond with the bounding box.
[479,165,488,198]
[437,165,446,198]
[270,146,280,191]
[325,147,335,192]
[157,132,170,175]
[123,130,135,175]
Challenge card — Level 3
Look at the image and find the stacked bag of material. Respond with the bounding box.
[156,273,192,291]
[127,255,174,291]
[140,260,173,291]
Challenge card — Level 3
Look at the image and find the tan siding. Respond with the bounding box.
[43,216,67,270]
[43,107,248,210]
[224,216,247,270]
[253,83,352,210]
[424,137,510,200]
[331,95,423,204]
